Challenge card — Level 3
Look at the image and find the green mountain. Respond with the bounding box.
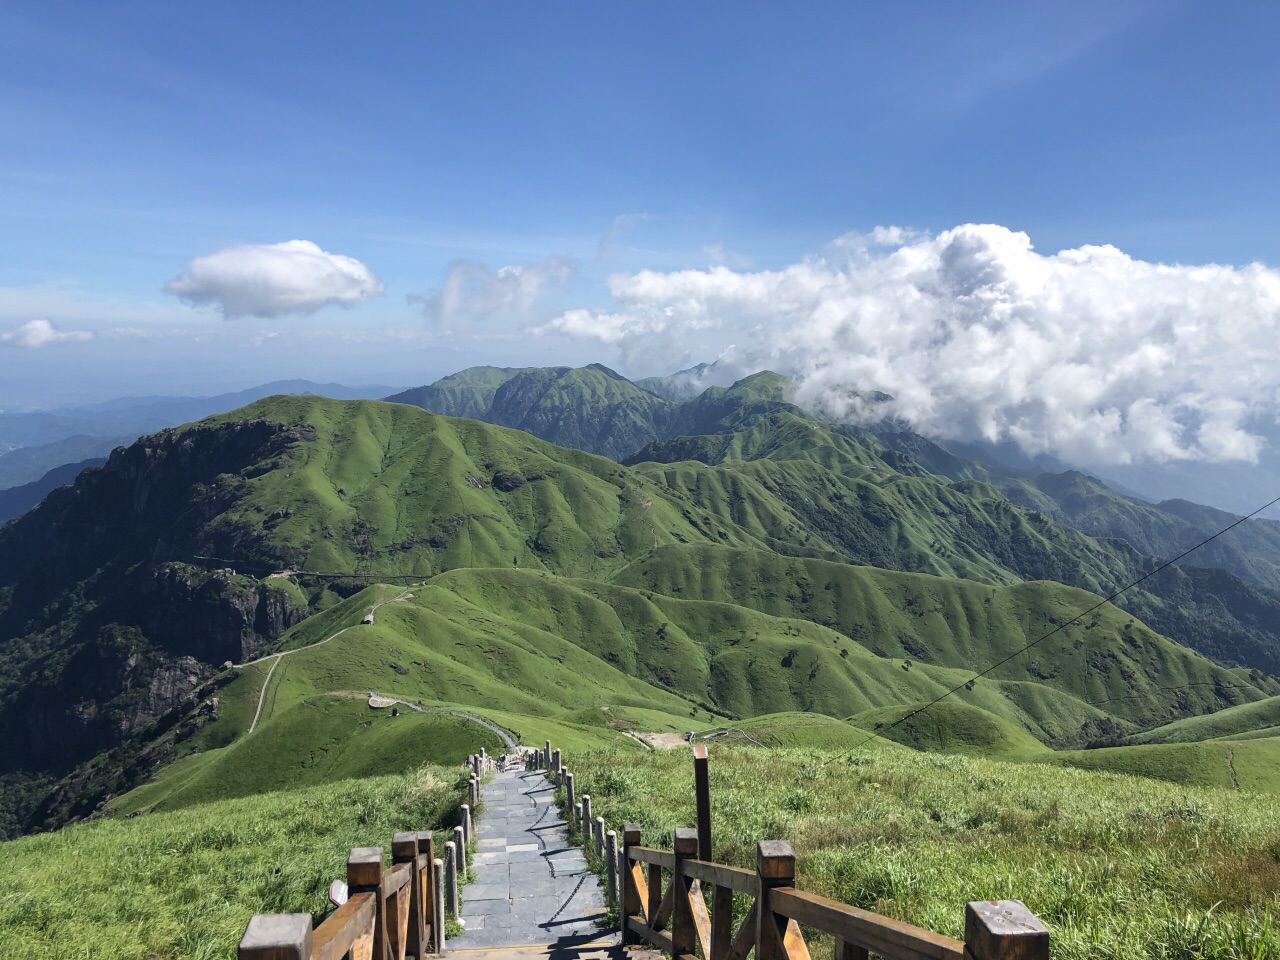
[389,364,808,462]
[391,363,677,460]
[384,365,530,420]
[626,409,1280,677]
[5,386,1280,837]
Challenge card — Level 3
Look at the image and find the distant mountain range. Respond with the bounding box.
[4,362,1280,838]
[0,380,400,495]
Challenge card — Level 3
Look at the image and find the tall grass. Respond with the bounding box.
[0,767,464,960]
[566,744,1280,960]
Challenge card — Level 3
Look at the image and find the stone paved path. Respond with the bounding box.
[449,766,616,950]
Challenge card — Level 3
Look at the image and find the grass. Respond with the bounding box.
[848,702,1049,760]
[109,696,505,815]
[561,743,1280,960]
[0,766,465,960]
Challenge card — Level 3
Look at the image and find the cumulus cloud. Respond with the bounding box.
[411,257,575,333]
[0,318,94,347]
[164,240,384,319]
[539,224,1280,466]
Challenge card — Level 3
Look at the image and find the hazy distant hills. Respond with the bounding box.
[0,457,108,524]
[0,380,399,492]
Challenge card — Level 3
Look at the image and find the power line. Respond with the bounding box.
[819,490,1280,767]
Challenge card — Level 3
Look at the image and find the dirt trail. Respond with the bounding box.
[359,692,518,749]
[243,587,413,735]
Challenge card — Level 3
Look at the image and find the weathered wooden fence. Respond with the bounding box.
[238,751,496,960]
[542,741,1051,960]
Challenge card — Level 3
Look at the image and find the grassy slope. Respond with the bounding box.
[200,395,759,581]
[1124,694,1280,745]
[0,768,464,960]
[612,545,1266,734]
[563,744,1280,960]
[114,562,1280,821]
[848,702,1049,759]
[111,696,503,814]
[1046,737,1280,793]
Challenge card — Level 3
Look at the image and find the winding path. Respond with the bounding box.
[362,692,518,750]
[243,587,413,734]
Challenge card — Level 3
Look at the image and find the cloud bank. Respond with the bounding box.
[0,319,94,348]
[411,257,575,333]
[164,240,384,318]
[541,224,1280,466]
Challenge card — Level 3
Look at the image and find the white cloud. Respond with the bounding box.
[598,213,650,260]
[164,240,384,319]
[411,257,575,333]
[539,224,1280,466]
[704,243,752,269]
[0,318,94,348]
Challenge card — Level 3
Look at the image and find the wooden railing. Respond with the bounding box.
[239,833,441,960]
[620,827,1049,960]
[537,739,1050,960]
[238,750,498,960]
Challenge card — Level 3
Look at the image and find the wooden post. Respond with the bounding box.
[582,795,593,849]
[595,816,606,861]
[694,744,712,861]
[460,803,472,845]
[605,829,618,905]
[417,832,438,956]
[622,823,642,943]
[471,754,481,778]
[551,748,561,779]
[349,846,389,960]
[394,832,426,960]
[469,774,479,809]
[965,901,1050,960]
[238,914,312,960]
[444,842,458,917]
[566,772,576,828]
[453,825,467,879]
[755,840,795,960]
[672,827,699,959]
[712,881,734,960]
[433,857,447,952]
[545,740,552,770]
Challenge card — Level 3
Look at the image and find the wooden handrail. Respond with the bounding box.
[682,858,756,894]
[630,845,676,869]
[381,860,413,897]
[238,752,490,960]
[621,830,1050,960]
[312,892,376,960]
[772,888,964,960]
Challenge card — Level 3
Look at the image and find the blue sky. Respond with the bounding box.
[1,1,1278,429]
